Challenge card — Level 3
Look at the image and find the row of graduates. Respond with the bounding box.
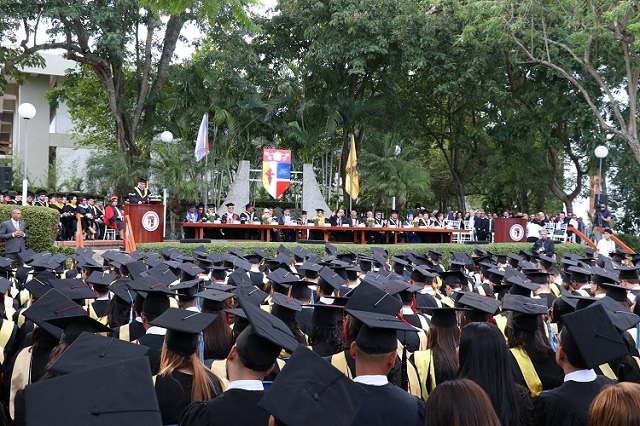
[0,242,638,425]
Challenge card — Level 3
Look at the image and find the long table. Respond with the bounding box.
[181,222,471,244]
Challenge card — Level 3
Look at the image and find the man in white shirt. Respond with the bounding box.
[596,228,616,258]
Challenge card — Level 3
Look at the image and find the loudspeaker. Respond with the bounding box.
[180,239,213,243]
[0,167,11,189]
[595,193,608,206]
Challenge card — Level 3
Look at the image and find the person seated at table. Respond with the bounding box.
[279,208,296,242]
[183,203,200,239]
[221,202,240,239]
[309,208,326,241]
[202,206,222,239]
[329,208,349,242]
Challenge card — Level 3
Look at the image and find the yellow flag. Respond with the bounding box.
[345,134,359,199]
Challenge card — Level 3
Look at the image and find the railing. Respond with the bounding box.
[566,226,596,249]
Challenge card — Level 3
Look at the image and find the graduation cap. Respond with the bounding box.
[45,314,113,343]
[473,246,488,257]
[18,250,36,264]
[48,332,150,375]
[506,276,539,297]
[346,309,414,354]
[271,293,303,320]
[561,303,628,369]
[524,270,551,285]
[171,279,201,300]
[257,346,368,426]
[292,246,309,261]
[49,279,96,301]
[196,289,235,311]
[567,266,591,283]
[611,249,629,264]
[22,289,86,338]
[518,250,533,262]
[593,296,640,332]
[225,202,235,207]
[324,243,338,257]
[233,284,268,307]
[86,270,116,287]
[502,294,548,331]
[151,308,217,357]
[343,281,401,316]
[617,265,640,281]
[147,267,179,287]
[429,307,469,328]
[318,266,345,292]
[592,267,620,286]
[439,271,467,287]
[598,282,629,303]
[309,303,344,328]
[457,292,501,317]
[298,262,323,279]
[288,280,313,300]
[235,294,300,371]
[25,357,161,425]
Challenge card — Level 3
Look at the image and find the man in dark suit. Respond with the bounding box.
[0,208,28,264]
[473,210,489,242]
[532,229,555,257]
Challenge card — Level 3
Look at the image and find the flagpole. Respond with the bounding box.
[204,153,208,211]
[349,161,353,212]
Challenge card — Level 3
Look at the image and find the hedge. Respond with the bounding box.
[138,241,591,268]
[0,205,59,254]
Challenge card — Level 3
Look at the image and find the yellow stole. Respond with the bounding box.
[413,349,436,400]
[10,347,33,419]
[510,347,543,396]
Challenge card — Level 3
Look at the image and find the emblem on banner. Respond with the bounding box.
[262,149,291,199]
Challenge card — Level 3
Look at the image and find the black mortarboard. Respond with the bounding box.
[233,284,268,307]
[318,266,345,291]
[439,271,467,287]
[225,202,235,207]
[147,267,179,286]
[458,292,501,316]
[45,314,113,343]
[561,303,628,369]
[171,279,201,300]
[343,281,401,316]
[289,280,313,300]
[25,278,53,299]
[568,266,591,283]
[235,295,300,370]
[538,254,555,270]
[24,357,161,425]
[151,308,217,357]
[506,276,540,297]
[525,271,551,285]
[598,282,629,303]
[324,243,338,257]
[109,278,136,304]
[141,292,170,318]
[271,293,303,321]
[502,294,548,331]
[310,303,343,328]
[48,332,150,375]
[346,309,414,354]
[592,267,620,286]
[257,346,367,426]
[593,296,640,332]
[137,177,147,183]
[85,271,116,289]
[18,250,36,264]
[22,289,86,338]
[0,277,10,295]
[429,307,469,328]
[617,265,640,281]
[197,289,235,311]
[49,279,96,301]
[611,250,629,264]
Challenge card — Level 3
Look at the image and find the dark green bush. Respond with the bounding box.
[616,233,640,253]
[138,241,591,268]
[0,205,59,254]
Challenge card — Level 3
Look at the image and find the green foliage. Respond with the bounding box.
[617,233,640,253]
[138,241,589,267]
[0,205,59,254]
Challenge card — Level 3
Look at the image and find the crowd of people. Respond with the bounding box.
[0,239,635,424]
[182,202,611,248]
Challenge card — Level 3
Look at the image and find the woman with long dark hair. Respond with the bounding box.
[307,304,344,357]
[270,293,307,346]
[424,379,501,426]
[458,322,532,426]
[412,308,461,398]
[199,291,235,364]
[151,308,223,425]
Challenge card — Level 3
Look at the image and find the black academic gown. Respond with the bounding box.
[179,389,270,426]
[112,320,146,342]
[351,382,425,426]
[136,333,164,375]
[156,370,222,425]
[91,299,110,318]
[508,349,564,392]
[415,292,438,315]
[532,375,615,426]
[297,307,313,335]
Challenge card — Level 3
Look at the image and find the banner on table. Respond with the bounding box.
[262,149,291,199]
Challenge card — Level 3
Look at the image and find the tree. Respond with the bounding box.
[457,0,640,165]
[3,0,254,157]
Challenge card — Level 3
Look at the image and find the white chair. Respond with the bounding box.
[104,228,116,240]
[552,223,568,243]
[457,220,472,243]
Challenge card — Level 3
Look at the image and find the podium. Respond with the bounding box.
[125,203,164,243]
[494,218,527,243]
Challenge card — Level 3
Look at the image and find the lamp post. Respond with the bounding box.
[594,145,608,206]
[159,131,173,238]
[17,103,36,206]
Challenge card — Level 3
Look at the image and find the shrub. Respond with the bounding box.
[0,205,59,254]
[616,233,640,253]
[138,241,591,268]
